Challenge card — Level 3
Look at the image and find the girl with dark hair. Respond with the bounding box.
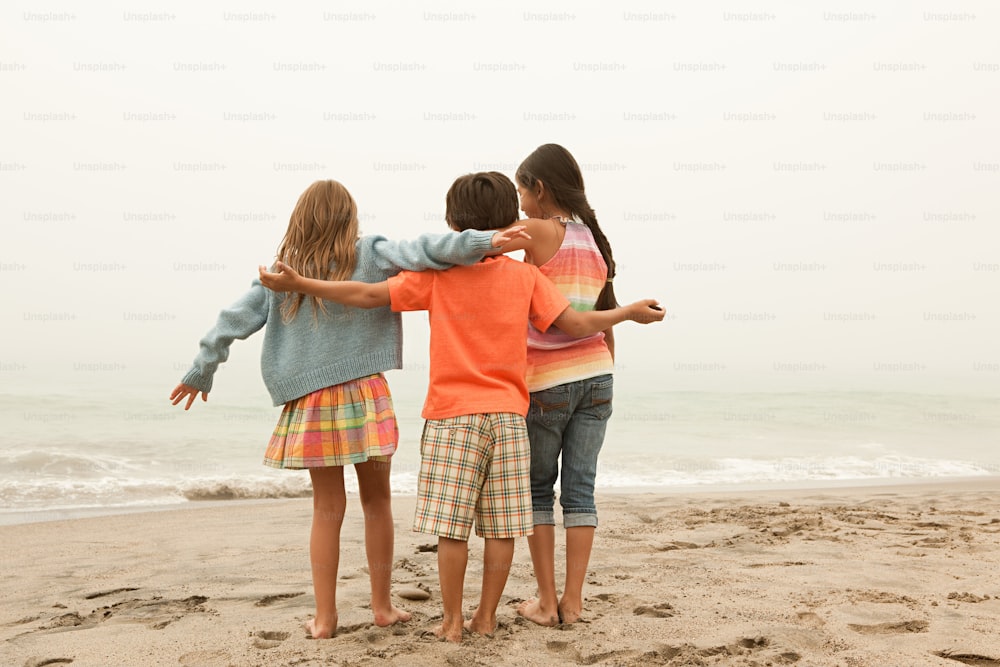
[506,144,626,626]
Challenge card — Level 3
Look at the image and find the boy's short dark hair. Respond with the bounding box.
[445,172,519,231]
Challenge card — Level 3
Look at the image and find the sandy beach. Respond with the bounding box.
[3,480,999,667]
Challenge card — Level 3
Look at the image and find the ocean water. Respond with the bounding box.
[1,390,998,525]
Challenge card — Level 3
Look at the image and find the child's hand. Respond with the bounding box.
[626,300,666,324]
[170,383,208,410]
[490,225,531,248]
[258,261,300,292]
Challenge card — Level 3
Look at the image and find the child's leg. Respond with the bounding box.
[414,415,493,642]
[354,459,411,626]
[307,466,347,638]
[468,413,534,632]
[520,526,560,625]
[434,537,469,642]
[556,375,611,623]
[519,394,565,627]
[466,537,515,634]
[561,526,595,623]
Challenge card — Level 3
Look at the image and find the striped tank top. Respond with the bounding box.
[526,219,614,392]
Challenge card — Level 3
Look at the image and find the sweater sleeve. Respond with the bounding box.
[180,280,269,393]
[368,230,494,275]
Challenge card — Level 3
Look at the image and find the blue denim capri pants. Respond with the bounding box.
[525,374,613,528]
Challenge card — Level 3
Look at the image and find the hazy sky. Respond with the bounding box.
[1,1,997,402]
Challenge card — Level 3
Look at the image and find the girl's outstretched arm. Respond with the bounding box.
[369,226,530,273]
[170,383,208,410]
[551,300,665,338]
[172,280,269,407]
[259,262,390,308]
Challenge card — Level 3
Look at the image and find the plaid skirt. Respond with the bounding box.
[264,373,399,469]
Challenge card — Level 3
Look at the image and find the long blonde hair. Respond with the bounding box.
[276,180,359,322]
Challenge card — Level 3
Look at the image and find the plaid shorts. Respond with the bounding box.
[413,412,533,541]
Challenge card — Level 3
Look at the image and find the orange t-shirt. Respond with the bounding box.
[387,256,570,419]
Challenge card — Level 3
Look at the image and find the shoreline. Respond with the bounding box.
[3,474,998,527]
[603,474,1000,497]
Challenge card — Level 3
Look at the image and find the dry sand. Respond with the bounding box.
[3,480,1000,666]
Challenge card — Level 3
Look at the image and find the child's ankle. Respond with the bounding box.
[467,607,497,634]
[372,603,411,627]
[435,612,465,642]
[306,613,338,639]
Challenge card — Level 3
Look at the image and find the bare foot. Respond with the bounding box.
[305,616,337,639]
[373,605,412,627]
[516,598,559,627]
[464,607,498,635]
[431,619,463,643]
[558,600,583,624]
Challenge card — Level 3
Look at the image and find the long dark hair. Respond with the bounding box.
[516,144,618,310]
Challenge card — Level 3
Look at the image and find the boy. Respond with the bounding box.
[259,172,663,641]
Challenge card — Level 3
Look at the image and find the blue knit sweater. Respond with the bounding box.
[180,231,495,405]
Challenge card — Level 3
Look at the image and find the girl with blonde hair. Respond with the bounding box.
[170,179,524,638]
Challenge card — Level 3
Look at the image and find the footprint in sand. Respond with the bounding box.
[747,561,809,569]
[252,629,290,649]
[255,592,305,607]
[915,536,949,548]
[13,614,43,625]
[655,541,701,551]
[37,597,211,633]
[83,587,139,600]
[395,558,429,577]
[338,622,371,636]
[848,590,918,607]
[543,640,584,661]
[848,620,928,635]
[934,652,1000,665]
[795,611,825,628]
[633,603,675,618]
[123,596,209,630]
[40,613,86,630]
[644,637,776,665]
[948,592,991,603]
[575,649,635,664]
